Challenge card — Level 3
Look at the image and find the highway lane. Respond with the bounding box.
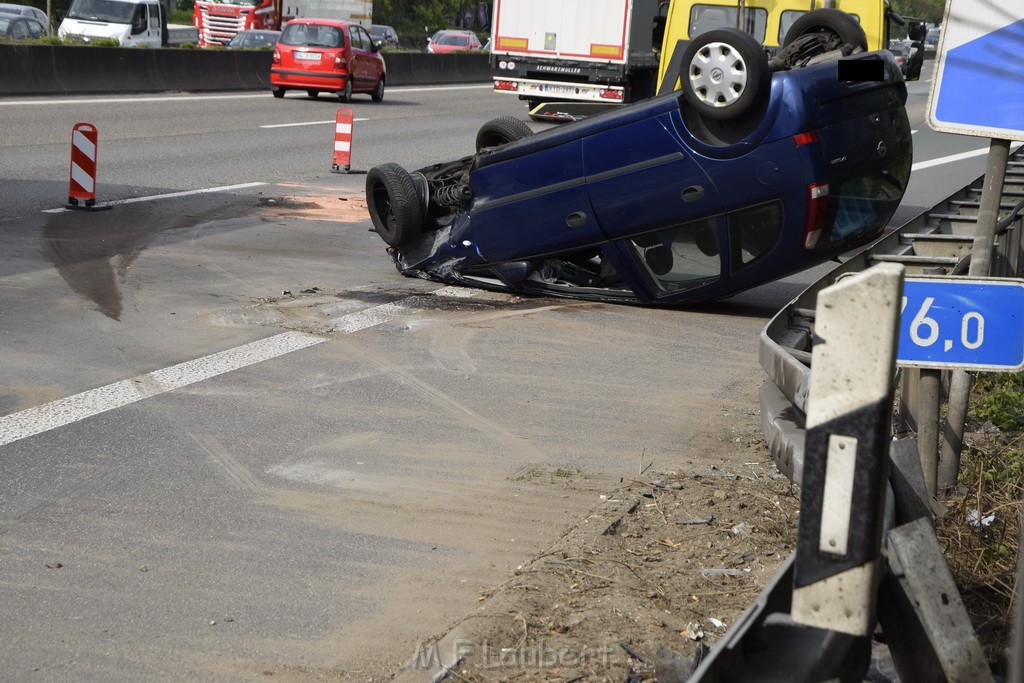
[0,69,1008,678]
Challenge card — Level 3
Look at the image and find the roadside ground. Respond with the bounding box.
[393,409,801,682]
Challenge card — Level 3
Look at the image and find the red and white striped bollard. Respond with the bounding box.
[331,108,354,173]
[67,122,110,211]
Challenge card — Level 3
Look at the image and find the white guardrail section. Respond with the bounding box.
[760,147,1024,485]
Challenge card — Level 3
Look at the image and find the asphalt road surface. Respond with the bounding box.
[0,65,1003,678]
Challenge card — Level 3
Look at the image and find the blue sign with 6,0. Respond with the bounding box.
[897,277,1024,371]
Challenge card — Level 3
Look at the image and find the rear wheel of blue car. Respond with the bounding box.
[681,28,769,122]
[782,8,868,53]
[475,116,533,152]
[366,163,424,247]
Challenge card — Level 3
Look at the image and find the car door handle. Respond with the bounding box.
[682,185,705,202]
[565,211,588,228]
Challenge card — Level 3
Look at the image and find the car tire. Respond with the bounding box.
[475,116,534,152]
[371,76,385,103]
[782,8,868,53]
[680,28,769,122]
[339,79,352,103]
[366,163,424,247]
[272,87,286,98]
[307,89,320,98]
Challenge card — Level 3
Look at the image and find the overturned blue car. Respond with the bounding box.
[365,17,911,305]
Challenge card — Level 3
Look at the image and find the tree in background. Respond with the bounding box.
[374,0,490,48]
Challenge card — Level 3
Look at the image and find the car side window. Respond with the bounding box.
[12,18,29,38]
[354,26,371,50]
[130,4,147,34]
[623,217,722,296]
[728,202,782,270]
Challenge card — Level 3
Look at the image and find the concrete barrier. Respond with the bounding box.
[0,44,490,96]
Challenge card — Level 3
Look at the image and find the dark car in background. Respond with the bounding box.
[370,24,398,47]
[887,42,913,76]
[365,15,913,305]
[0,2,46,24]
[227,29,280,49]
[271,19,386,102]
[0,10,45,38]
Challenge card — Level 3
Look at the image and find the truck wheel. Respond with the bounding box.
[366,163,424,247]
[371,76,385,103]
[782,8,867,53]
[338,79,352,103]
[272,87,286,98]
[680,28,769,121]
[475,116,533,152]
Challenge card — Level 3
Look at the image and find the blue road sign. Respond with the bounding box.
[897,277,1024,371]
[927,1,1024,139]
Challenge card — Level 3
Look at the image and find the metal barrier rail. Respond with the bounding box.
[759,146,1024,485]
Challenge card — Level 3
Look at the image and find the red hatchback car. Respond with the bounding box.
[271,19,386,102]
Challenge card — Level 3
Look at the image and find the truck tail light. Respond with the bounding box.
[494,80,518,92]
[600,89,623,101]
[804,182,830,249]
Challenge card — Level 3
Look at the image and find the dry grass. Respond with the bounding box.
[936,427,1022,673]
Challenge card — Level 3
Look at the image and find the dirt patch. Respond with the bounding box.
[398,413,800,682]
[257,194,368,222]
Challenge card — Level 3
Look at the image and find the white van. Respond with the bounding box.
[58,0,167,47]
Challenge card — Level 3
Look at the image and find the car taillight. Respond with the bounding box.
[804,182,830,249]
[335,56,343,67]
[272,50,280,63]
[600,89,623,101]
[792,131,819,146]
[494,80,518,92]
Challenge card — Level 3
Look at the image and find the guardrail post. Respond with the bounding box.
[918,369,941,497]
[939,138,1012,491]
[791,263,903,638]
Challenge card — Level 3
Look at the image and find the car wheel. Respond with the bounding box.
[782,8,867,53]
[307,89,320,98]
[365,163,424,247]
[272,87,286,98]
[338,79,352,103]
[680,27,769,121]
[475,116,534,152]
[371,76,385,102]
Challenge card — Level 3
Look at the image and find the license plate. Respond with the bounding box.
[543,84,574,94]
[295,52,322,61]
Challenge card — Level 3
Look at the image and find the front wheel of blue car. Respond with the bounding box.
[681,28,769,122]
[475,116,534,152]
[366,163,424,247]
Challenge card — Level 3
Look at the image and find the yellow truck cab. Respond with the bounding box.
[656,0,921,94]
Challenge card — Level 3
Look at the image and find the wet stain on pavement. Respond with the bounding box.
[42,209,160,320]
[40,191,368,321]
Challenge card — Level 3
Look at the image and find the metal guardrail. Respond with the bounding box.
[760,146,1024,485]
[688,148,1024,682]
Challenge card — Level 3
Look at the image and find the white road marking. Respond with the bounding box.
[262,118,368,129]
[0,286,480,447]
[41,182,266,213]
[0,85,491,107]
[0,331,325,447]
[911,142,1023,172]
